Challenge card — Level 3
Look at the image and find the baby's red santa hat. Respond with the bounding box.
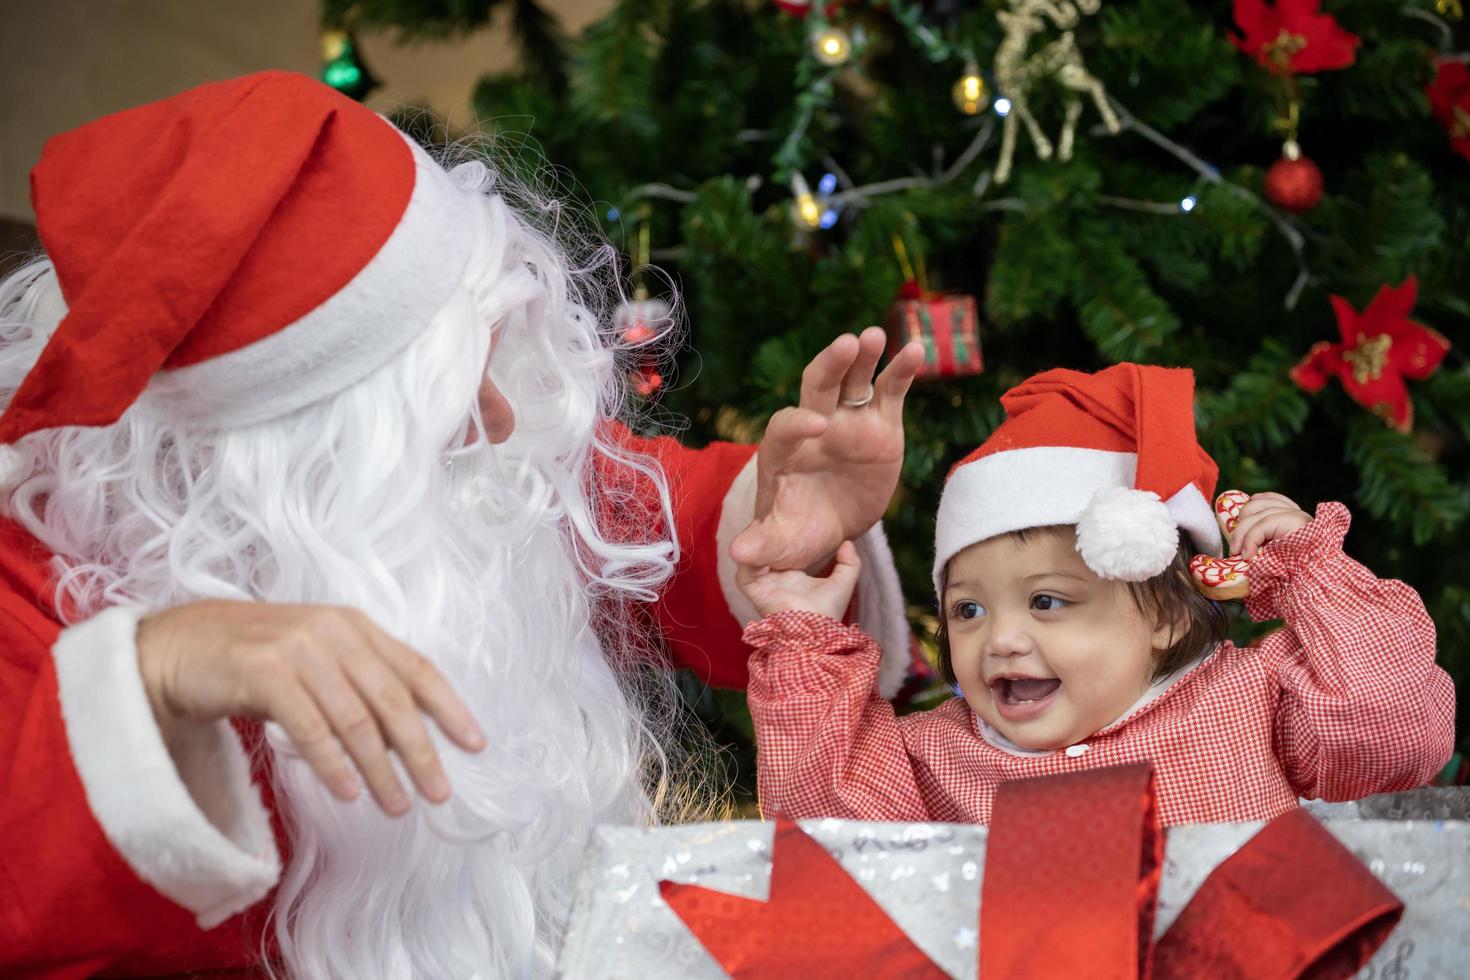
[0,70,497,482]
[933,363,1220,588]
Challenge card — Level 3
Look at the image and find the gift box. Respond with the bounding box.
[557,768,1468,978]
[885,283,983,380]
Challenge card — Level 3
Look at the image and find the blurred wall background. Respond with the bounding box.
[0,0,614,238]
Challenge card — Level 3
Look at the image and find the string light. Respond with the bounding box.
[993,97,1013,117]
[791,174,823,228]
[322,30,349,61]
[952,62,989,115]
[811,26,852,66]
[1179,194,1198,213]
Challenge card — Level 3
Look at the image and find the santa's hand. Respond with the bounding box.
[737,541,863,621]
[1227,491,1313,558]
[136,601,486,817]
[732,327,923,572]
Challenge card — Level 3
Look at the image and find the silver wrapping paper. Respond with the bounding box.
[557,811,1469,978]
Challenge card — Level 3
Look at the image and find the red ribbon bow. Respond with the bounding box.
[660,764,1403,978]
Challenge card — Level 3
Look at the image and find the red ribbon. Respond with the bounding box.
[659,818,946,978]
[1151,807,1404,977]
[660,764,1403,978]
[980,763,1161,979]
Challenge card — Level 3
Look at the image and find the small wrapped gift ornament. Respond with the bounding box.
[557,767,1468,978]
[886,281,983,380]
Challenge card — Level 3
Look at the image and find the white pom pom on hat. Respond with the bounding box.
[1075,486,1179,582]
[932,363,1221,590]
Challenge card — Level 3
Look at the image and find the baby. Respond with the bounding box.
[738,364,1455,826]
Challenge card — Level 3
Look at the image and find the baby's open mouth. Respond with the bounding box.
[989,675,1062,721]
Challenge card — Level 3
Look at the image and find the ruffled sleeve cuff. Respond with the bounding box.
[1245,502,1352,623]
[742,609,876,657]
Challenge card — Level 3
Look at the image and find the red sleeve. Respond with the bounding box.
[0,597,248,976]
[0,518,275,977]
[1247,503,1457,801]
[600,425,757,688]
[745,610,931,821]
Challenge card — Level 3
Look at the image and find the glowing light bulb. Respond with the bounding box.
[811,27,852,66]
[994,97,1013,117]
[952,65,988,115]
[321,30,349,61]
[1180,194,1198,213]
[790,175,823,229]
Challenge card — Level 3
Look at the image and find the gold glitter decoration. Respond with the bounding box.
[1451,105,1470,140]
[1345,333,1393,385]
[1264,29,1308,73]
[994,0,1121,184]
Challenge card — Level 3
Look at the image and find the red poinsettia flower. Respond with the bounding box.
[1290,276,1451,432]
[1426,59,1470,164]
[1231,0,1360,75]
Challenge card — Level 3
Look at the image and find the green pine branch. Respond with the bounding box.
[1069,222,1181,362]
[1345,414,1469,545]
[1196,341,1311,461]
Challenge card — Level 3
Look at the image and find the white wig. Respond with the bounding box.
[0,151,704,977]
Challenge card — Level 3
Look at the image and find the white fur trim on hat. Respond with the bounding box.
[933,446,1223,590]
[933,447,1134,589]
[138,135,476,429]
[1075,486,1178,581]
[1163,481,1221,562]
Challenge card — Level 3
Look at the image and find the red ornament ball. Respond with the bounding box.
[622,323,656,345]
[1265,153,1324,213]
[630,368,663,397]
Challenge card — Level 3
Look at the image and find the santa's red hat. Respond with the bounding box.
[0,71,480,467]
[933,364,1220,586]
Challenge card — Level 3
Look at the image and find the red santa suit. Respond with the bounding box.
[0,436,909,978]
[0,73,911,977]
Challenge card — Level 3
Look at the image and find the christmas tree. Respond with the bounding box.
[327,0,1470,790]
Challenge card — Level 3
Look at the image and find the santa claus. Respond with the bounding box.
[0,73,920,977]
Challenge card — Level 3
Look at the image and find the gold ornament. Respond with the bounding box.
[993,0,1120,184]
[811,27,852,67]
[1436,0,1462,21]
[952,63,989,115]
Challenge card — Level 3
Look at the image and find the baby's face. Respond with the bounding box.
[944,528,1171,752]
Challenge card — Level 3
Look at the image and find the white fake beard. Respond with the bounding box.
[267,445,652,980]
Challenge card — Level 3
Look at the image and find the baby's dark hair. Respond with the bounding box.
[934,526,1229,686]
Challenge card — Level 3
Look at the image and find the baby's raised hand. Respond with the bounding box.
[736,540,863,621]
[1228,491,1312,557]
